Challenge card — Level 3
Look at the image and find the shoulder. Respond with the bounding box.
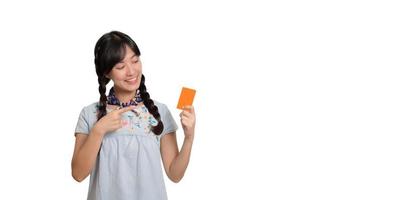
[153,100,167,110]
[81,101,99,113]
[152,100,172,116]
[77,101,99,118]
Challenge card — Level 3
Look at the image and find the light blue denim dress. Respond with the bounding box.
[74,101,178,200]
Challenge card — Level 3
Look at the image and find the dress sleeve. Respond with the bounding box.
[74,107,90,135]
[160,104,178,137]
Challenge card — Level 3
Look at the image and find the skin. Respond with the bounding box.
[71,45,196,183]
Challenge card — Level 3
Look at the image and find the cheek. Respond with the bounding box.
[136,61,142,69]
[136,64,142,73]
[111,71,127,81]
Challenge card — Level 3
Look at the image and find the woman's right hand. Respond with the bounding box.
[93,106,136,136]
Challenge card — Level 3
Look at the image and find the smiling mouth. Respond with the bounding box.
[125,77,138,84]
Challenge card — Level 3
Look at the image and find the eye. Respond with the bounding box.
[116,65,125,70]
[132,60,138,64]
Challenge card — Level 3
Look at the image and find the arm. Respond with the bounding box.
[71,128,104,182]
[161,106,196,183]
[71,106,135,182]
[161,132,194,183]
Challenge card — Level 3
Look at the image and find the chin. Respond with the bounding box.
[117,79,141,92]
[126,83,140,91]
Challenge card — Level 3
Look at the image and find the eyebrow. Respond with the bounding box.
[118,54,137,63]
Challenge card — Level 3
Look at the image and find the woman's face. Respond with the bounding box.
[107,45,142,92]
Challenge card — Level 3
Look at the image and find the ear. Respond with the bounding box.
[104,74,110,79]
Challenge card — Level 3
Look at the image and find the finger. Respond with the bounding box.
[112,119,124,129]
[110,121,122,131]
[116,106,136,114]
[179,110,185,117]
[188,106,194,115]
[181,111,192,118]
[182,114,195,123]
[181,118,187,126]
[120,119,125,128]
[182,105,193,111]
[181,115,190,122]
[181,119,192,128]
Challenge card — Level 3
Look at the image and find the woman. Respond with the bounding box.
[71,31,196,200]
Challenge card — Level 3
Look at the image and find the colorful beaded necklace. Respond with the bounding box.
[107,87,143,108]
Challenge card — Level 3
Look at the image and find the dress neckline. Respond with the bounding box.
[106,103,145,112]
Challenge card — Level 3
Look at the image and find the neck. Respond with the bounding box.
[114,87,137,103]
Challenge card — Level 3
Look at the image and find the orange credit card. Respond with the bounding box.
[177,87,196,109]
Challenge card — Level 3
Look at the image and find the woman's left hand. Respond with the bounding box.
[180,106,196,140]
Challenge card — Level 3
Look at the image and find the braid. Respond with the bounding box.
[139,74,164,135]
[97,75,109,121]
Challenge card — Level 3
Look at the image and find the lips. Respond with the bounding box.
[125,77,137,84]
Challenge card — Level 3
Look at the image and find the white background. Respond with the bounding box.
[0,0,403,199]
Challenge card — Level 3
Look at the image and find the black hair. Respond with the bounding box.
[93,31,163,135]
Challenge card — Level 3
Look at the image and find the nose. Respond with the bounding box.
[126,63,136,76]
